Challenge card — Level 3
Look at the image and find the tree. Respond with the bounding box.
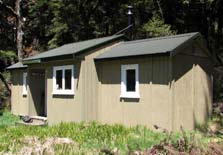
[0,0,16,51]
[0,0,25,98]
[0,0,24,61]
[15,0,24,61]
[0,50,16,93]
[142,15,176,37]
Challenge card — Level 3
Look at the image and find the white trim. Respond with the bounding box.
[120,64,140,98]
[52,65,74,95]
[22,72,27,95]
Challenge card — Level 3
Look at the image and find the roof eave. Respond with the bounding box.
[23,59,41,65]
[6,66,27,70]
[194,38,216,63]
[170,32,201,57]
[95,52,170,61]
[23,34,127,64]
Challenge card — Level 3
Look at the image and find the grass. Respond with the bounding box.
[0,111,222,154]
[0,111,169,154]
[0,122,168,154]
[0,111,19,127]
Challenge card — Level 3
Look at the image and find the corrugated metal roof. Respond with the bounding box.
[23,34,125,63]
[96,32,201,60]
[6,62,27,70]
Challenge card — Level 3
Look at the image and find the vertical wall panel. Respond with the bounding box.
[98,56,171,130]
[45,61,83,124]
[11,69,28,115]
[172,44,213,131]
[172,54,194,130]
[83,42,121,121]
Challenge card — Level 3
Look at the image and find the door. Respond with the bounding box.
[29,69,46,116]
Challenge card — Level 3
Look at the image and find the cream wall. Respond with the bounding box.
[11,69,28,115]
[27,42,121,124]
[80,43,121,121]
[172,44,213,131]
[44,61,83,124]
[97,56,172,130]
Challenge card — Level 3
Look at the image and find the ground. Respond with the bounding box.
[0,111,222,155]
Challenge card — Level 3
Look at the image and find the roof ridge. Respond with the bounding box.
[123,32,199,45]
[23,34,125,62]
[62,34,124,46]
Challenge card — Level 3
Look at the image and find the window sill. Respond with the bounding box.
[52,91,74,96]
[120,93,140,99]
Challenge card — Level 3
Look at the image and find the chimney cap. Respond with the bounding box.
[127,5,133,15]
[127,5,133,9]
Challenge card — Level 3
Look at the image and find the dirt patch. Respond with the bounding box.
[3,136,75,155]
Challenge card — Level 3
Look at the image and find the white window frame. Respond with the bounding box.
[22,72,27,95]
[120,64,140,98]
[53,65,74,95]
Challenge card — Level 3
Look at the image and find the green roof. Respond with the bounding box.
[6,62,27,70]
[23,34,125,64]
[96,32,201,60]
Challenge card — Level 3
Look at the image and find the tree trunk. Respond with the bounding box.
[15,0,23,61]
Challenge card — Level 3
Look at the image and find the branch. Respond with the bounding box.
[0,0,19,18]
[156,0,164,20]
[214,67,223,74]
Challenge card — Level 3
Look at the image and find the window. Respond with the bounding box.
[23,72,27,95]
[121,64,140,98]
[126,69,136,91]
[53,65,74,95]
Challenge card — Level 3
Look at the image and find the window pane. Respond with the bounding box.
[126,69,136,91]
[23,73,27,94]
[56,70,62,90]
[65,69,72,90]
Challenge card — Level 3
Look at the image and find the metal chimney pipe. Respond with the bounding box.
[127,5,133,40]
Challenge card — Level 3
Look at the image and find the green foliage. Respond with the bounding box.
[126,125,166,151]
[0,50,16,59]
[0,111,19,128]
[0,71,11,109]
[0,1,16,51]
[142,15,176,37]
[1,0,223,54]
[44,0,68,48]
[196,102,223,134]
[0,50,16,74]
